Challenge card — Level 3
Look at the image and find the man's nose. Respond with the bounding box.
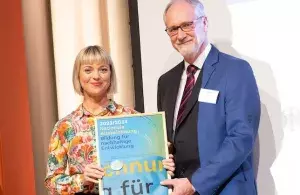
[177,28,186,40]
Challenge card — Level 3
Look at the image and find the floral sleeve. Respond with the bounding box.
[44,120,84,194]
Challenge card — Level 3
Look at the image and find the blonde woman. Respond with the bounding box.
[45,45,175,194]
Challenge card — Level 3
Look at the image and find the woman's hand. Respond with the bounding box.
[162,154,175,177]
[83,163,105,184]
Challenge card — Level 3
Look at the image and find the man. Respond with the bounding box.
[158,0,261,194]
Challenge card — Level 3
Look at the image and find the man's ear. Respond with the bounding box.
[203,16,208,32]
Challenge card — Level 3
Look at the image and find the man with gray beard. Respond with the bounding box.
[158,0,260,194]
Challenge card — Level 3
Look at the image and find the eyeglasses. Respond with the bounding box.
[165,16,204,36]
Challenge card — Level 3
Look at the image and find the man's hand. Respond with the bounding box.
[161,178,195,195]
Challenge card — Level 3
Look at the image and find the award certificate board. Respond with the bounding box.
[94,112,170,195]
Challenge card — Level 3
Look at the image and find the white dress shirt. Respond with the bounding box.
[173,43,212,130]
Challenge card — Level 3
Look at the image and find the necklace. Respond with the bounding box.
[82,104,106,116]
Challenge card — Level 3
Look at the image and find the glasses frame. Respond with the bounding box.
[165,16,204,36]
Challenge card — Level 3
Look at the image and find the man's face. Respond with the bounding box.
[165,2,208,59]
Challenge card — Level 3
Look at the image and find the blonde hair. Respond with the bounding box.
[72,45,117,96]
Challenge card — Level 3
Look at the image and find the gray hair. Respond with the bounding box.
[163,0,205,23]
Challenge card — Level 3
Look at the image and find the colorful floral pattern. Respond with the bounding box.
[45,100,137,194]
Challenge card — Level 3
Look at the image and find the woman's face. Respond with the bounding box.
[79,63,111,98]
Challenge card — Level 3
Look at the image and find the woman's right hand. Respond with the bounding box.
[83,163,105,184]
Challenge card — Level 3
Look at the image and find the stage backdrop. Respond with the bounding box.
[50,0,135,119]
[137,0,300,194]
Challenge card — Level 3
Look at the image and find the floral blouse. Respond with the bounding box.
[45,100,137,194]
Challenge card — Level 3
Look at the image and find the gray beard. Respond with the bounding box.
[178,46,197,59]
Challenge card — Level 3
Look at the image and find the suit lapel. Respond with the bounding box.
[201,45,219,88]
[176,45,219,129]
[166,61,184,136]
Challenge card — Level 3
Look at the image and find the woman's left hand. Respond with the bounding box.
[162,154,175,177]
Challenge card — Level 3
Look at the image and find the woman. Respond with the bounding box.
[45,45,175,194]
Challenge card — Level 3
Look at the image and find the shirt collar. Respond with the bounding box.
[184,43,212,70]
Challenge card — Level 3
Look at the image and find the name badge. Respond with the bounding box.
[198,88,219,104]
